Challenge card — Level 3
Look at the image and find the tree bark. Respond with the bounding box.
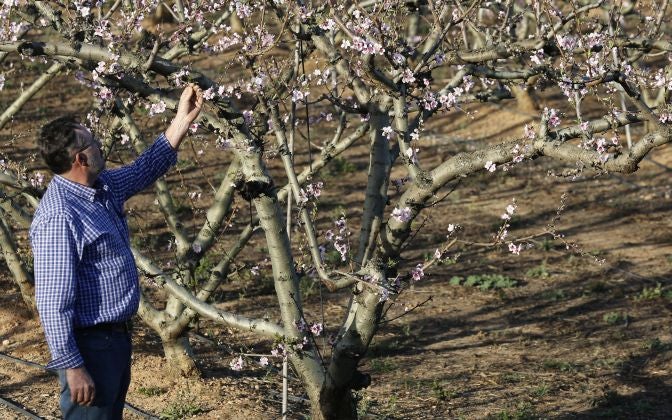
[313,389,357,420]
[160,335,199,377]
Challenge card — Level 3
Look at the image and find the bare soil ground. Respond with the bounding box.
[1,55,671,419]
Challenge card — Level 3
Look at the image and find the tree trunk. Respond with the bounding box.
[0,212,36,315]
[161,335,199,377]
[311,386,357,420]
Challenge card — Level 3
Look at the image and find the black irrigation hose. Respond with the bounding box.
[0,351,159,419]
[0,395,43,419]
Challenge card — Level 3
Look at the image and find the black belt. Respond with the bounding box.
[75,320,133,334]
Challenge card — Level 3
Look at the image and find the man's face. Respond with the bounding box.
[74,126,105,177]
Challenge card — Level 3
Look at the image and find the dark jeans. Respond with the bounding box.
[58,329,132,420]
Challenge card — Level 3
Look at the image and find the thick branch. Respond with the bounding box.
[133,248,284,338]
[0,61,65,130]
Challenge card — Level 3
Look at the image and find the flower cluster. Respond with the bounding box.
[325,216,350,262]
[544,108,561,128]
[298,182,324,204]
[410,264,424,282]
[229,356,245,371]
[391,207,412,223]
[148,101,167,117]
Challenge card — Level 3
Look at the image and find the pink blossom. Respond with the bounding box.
[334,238,349,261]
[292,89,307,103]
[320,19,336,31]
[485,161,496,172]
[392,207,412,222]
[295,319,307,332]
[401,69,416,84]
[411,264,424,282]
[523,124,536,140]
[508,242,523,255]
[243,110,253,125]
[557,35,577,51]
[216,136,231,149]
[544,108,561,127]
[250,265,260,276]
[259,356,269,367]
[229,356,245,371]
[310,323,323,336]
[203,87,216,100]
[530,49,544,66]
[30,172,44,188]
[405,147,419,165]
[422,92,438,110]
[148,101,166,116]
[335,216,347,234]
[382,126,395,139]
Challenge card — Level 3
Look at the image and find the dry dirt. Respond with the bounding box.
[1,52,671,420]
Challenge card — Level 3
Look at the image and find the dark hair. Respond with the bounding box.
[38,116,88,174]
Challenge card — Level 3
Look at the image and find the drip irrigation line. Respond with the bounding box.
[0,351,159,419]
[0,395,43,419]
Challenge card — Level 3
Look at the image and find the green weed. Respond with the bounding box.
[542,289,566,301]
[603,311,628,325]
[542,359,577,372]
[634,283,663,301]
[324,157,356,178]
[299,275,317,298]
[160,396,206,420]
[431,380,458,401]
[643,337,671,352]
[369,358,398,373]
[531,384,549,398]
[450,274,518,290]
[137,386,166,397]
[488,401,538,420]
[526,262,550,279]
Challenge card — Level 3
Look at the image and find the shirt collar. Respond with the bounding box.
[53,174,108,202]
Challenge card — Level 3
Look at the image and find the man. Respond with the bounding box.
[30,84,203,419]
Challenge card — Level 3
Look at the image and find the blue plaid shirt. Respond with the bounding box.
[30,134,177,370]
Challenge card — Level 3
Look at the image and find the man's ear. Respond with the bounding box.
[74,152,88,167]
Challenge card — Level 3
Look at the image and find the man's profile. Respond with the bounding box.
[30,85,203,419]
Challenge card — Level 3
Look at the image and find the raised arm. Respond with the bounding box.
[105,84,203,202]
[164,84,204,149]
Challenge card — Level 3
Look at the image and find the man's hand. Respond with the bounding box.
[165,83,204,149]
[66,366,96,406]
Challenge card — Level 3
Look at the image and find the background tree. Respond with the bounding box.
[0,0,671,418]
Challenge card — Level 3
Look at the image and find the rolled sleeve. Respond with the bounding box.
[31,214,83,370]
[104,133,178,202]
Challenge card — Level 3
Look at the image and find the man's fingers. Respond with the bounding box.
[70,387,80,403]
[83,384,95,406]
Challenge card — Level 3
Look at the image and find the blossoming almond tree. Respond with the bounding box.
[1,1,671,418]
